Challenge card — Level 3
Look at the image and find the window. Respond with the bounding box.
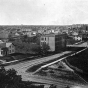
[41,42,46,45]
[12,49,15,53]
[41,37,44,40]
[9,50,11,54]
[1,50,3,55]
[41,42,43,45]
[45,37,46,41]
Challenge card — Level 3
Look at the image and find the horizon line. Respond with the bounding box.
[0,24,87,26]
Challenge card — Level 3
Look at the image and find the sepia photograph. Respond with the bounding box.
[0,0,88,88]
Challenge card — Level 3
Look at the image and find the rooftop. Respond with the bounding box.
[41,33,66,37]
[0,42,12,48]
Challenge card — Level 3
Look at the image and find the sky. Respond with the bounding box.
[0,0,88,25]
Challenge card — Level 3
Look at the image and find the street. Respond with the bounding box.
[5,51,71,76]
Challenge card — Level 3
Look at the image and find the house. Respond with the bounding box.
[38,29,44,34]
[26,31,37,37]
[54,28,61,34]
[72,32,82,41]
[43,29,57,34]
[72,32,78,36]
[10,32,20,37]
[40,33,66,52]
[21,28,32,32]
[0,42,15,56]
[74,36,82,41]
[43,29,51,34]
[21,28,33,37]
[21,28,37,37]
[14,32,20,36]
[31,31,37,36]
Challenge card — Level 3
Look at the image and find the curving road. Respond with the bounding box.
[5,51,71,76]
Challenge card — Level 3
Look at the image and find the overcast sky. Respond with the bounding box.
[0,0,88,25]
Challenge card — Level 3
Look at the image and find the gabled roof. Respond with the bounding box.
[0,43,6,48]
[0,40,4,43]
[6,42,12,47]
[0,42,12,48]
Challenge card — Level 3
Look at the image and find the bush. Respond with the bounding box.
[0,67,44,88]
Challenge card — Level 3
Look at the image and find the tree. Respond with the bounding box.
[0,67,22,88]
[40,43,50,56]
[30,43,41,54]
[0,67,44,88]
[21,35,28,42]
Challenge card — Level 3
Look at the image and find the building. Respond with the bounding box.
[0,42,15,56]
[38,29,44,34]
[20,28,32,32]
[40,33,66,52]
[74,35,82,41]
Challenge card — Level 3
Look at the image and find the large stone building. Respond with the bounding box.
[40,33,66,52]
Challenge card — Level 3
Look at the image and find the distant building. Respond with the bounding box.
[0,30,10,42]
[40,34,66,52]
[72,32,78,36]
[21,28,32,32]
[20,28,37,37]
[0,42,15,56]
[71,32,82,41]
[20,28,32,37]
[38,29,44,34]
[14,32,20,36]
[54,28,61,34]
[74,36,82,41]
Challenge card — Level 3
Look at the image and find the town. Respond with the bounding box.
[0,24,88,88]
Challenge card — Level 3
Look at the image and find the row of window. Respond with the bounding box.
[9,49,15,54]
[41,37,47,41]
[40,42,47,45]
[9,45,14,48]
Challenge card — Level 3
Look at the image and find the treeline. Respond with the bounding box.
[10,35,50,55]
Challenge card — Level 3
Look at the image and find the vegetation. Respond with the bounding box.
[66,49,88,73]
[12,36,50,55]
[12,39,39,54]
[0,67,57,88]
[40,43,50,56]
[66,37,81,45]
[66,48,88,81]
[0,67,44,88]
[21,35,40,44]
